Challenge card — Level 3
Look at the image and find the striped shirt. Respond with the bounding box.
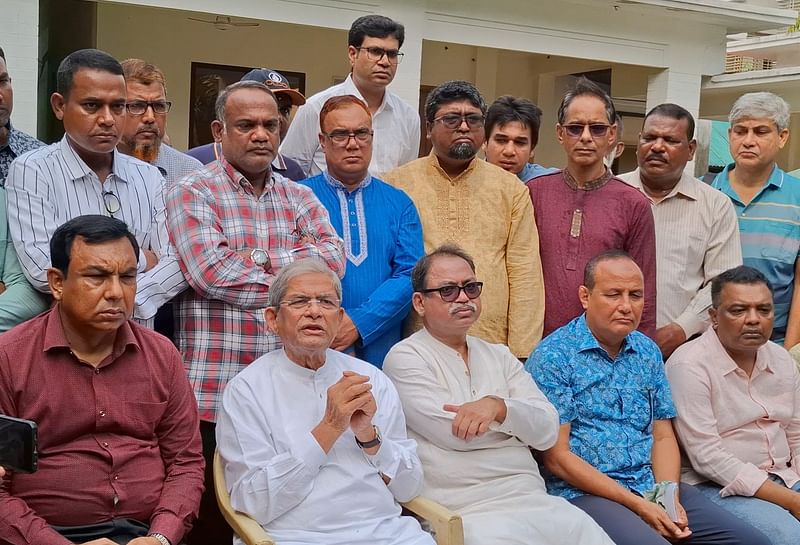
[619,169,742,336]
[713,164,800,342]
[166,157,345,422]
[5,135,187,321]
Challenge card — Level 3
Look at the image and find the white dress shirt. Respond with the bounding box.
[281,75,420,177]
[216,348,433,545]
[618,169,742,336]
[5,135,187,320]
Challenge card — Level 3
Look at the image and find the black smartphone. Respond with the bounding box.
[0,415,38,474]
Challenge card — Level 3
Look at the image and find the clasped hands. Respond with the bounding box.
[318,371,378,447]
[443,396,506,441]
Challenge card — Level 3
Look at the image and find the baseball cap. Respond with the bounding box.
[240,68,306,106]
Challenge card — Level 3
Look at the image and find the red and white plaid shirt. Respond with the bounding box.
[166,158,345,421]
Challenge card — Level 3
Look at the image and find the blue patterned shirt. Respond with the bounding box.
[712,164,800,343]
[0,123,44,187]
[526,314,676,500]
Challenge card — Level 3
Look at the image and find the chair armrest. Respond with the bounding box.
[214,451,276,545]
[402,496,464,545]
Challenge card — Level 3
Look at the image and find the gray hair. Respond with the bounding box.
[268,258,342,308]
[729,92,790,131]
[214,80,276,124]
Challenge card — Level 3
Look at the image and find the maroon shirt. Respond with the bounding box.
[527,171,657,338]
[0,307,204,545]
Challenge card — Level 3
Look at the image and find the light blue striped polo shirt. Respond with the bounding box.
[713,164,800,343]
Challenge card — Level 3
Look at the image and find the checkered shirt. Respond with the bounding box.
[166,157,345,421]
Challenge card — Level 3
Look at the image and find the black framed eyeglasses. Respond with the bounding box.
[419,281,483,302]
[102,190,121,215]
[324,128,373,146]
[562,123,611,138]
[125,101,172,115]
[433,114,485,130]
[357,46,404,65]
[279,296,340,311]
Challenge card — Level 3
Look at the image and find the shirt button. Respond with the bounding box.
[102,442,109,447]
[99,410,106,417]
[94,368,101,374]
[113,474,119,480]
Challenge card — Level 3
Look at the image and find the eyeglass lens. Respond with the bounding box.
[563,124,610,137]
[437,115,485,130]
[436,282,483,302]
[103,191,121,215]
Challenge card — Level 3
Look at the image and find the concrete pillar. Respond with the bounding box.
[2,0,39,136]
[380,0,424,111]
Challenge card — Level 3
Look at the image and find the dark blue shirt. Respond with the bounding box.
[526,314,676,500]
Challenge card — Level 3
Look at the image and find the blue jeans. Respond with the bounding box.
[693,479,800,545]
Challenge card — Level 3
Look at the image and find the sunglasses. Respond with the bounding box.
[419,281,483,302]
[562,123,611,138]
[433,114,485,130]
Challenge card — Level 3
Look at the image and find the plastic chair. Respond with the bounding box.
[213,450,464,545]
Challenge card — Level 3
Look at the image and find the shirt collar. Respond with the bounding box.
[719,163,784,190]
[219,155,275,194]
[574,313,636,356]
[272,153,287,171]
[58,135,132,184]
[705,326,774,376]
[342,74,390,114]
[42,304,140,364]
[427,150,480,182]
[323,171,372,192]
[628,168,698,202]
[562,167,613,191]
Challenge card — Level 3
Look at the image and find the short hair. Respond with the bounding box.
[485,96,543,147]
[557,77,616,125]
[583,250,635,290]
[50,215,139,277]
[411,244,476,292]
[319,95,371,133]
[348,15,405,48]
[644,103,695,140]
[214,80,276,124]
[425,80,487,124]
[614,113,624,140]
[268,258,342,308]
[710,266,773,309]
[56,49,123,98]
[729,92,790,131]
[0,46,5,63]
[121,58,167,95]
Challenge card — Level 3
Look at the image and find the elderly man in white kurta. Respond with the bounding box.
[216,258,433,545]
[383,245,614,545]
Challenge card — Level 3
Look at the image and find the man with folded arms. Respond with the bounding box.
[216,258,433,545]
[666,265,800,544]
[384,244,614,545]
[0,215,204,545]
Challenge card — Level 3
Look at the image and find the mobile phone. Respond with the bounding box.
[0,415,38,474]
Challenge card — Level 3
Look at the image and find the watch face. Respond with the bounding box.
[251,249,268,266]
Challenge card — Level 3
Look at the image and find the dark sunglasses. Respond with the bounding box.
[419,281,483,302]
[562,123,611,138]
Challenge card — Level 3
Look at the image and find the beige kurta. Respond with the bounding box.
[383,329,615,545]
[383,154,544,357]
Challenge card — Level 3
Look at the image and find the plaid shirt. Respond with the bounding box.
[166,157,345,421]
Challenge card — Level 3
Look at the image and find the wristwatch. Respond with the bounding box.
[250,248,270,270]
[355,425,382,449]
[148,533,171,545]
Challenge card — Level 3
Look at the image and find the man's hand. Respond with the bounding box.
[443,396,506,441]
[0,282,6,295]
[787,490,800,520]
[0,465,5,477]
[345,371,377,439]
[312,372,374,453]
[655,323,686,360]
[331,313,360,352]
[633,496,692,541]
[79,539,118,545]
[126,538,162,545]
[142,249,159,272]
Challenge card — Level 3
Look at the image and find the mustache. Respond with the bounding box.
[449,302,477,315]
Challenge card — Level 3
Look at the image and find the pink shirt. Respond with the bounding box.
[666,328,800,497]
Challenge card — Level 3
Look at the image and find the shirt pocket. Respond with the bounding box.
[123,400,167,428]
[585,386,653,435]
[760,224,799,263]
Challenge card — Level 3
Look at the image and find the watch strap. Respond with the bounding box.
[355,425,381,449]
[149,533,171,545]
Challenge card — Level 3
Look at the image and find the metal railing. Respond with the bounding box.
[725,54,777,73]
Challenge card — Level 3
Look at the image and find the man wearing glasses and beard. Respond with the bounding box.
[5,49,186,328]
[117,58,202,187]
[384,81,544,361]
[527,78,657,338]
